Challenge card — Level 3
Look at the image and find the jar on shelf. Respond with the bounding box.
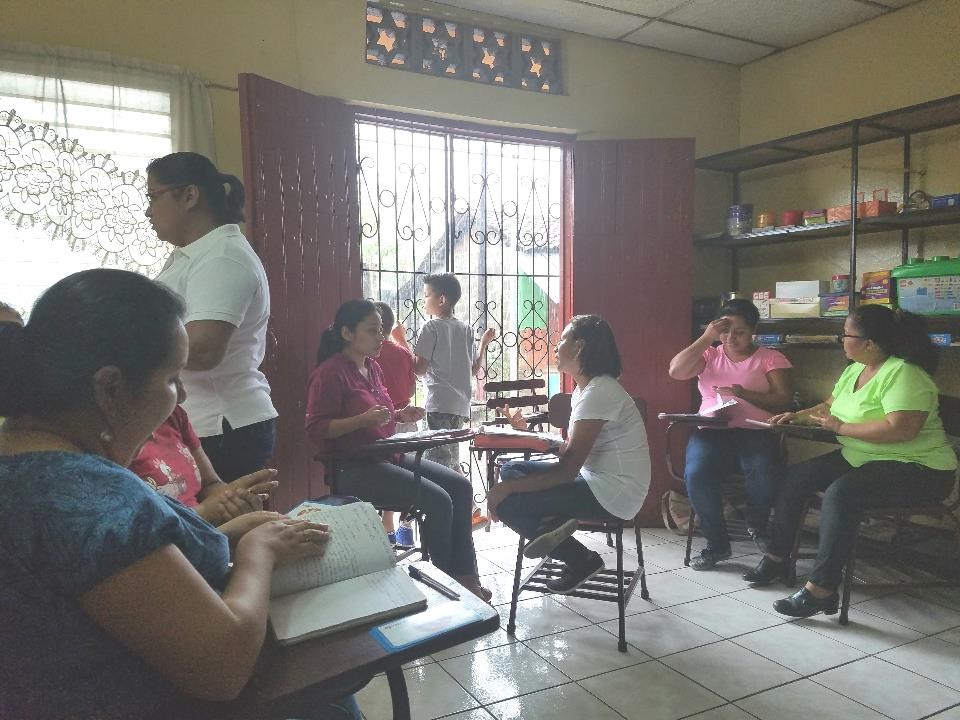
[830,274,850,293]
[726,204,753,235]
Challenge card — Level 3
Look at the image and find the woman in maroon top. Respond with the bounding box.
[305,300,489,601]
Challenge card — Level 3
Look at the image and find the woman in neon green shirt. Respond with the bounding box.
[743,305,956,618]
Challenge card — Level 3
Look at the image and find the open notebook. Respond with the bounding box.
[269,501,426,645]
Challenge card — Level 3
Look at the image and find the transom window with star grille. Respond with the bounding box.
[365,3,562,95]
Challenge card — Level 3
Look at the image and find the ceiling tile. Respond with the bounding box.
[667,0,884,48]
[431,0,649,39]
[584,0,690,17]
[623,20,774,64]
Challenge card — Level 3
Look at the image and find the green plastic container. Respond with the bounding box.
[891,256,960,315]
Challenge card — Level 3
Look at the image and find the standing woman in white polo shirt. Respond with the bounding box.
[148,153,278,481]
[487,315,651,594]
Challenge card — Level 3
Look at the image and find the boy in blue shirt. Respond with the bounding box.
[414,273,495,470]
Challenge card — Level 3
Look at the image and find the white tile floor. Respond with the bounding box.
[356,525,960,720]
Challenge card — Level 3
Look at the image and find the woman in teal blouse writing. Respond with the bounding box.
[743,305,956,617]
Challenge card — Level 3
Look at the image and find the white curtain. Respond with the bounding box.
[0,40,217,314]
[0,39,216,162]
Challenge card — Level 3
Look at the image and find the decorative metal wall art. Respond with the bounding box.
[366,3,562,95]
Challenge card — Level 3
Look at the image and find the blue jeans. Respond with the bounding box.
[683,428,783,552]
[334,454,478,576]
[767,449,955,590]
[496,460,608,566]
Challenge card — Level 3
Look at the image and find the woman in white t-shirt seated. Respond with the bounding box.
[487,314,651,594]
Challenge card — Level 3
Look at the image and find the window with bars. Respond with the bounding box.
[356,114,568,425]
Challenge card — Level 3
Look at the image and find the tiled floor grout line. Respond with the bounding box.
[917,700,960,720]
[515,637,635,720]
[430,659,493,717]
[418,528,960,719]
[569,679,632,720]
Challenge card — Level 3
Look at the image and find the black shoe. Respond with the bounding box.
[772,588,839,618]
[545,552,605,594]
[689,547,732,571]
[524,518,578,559]
[743,556,787,585]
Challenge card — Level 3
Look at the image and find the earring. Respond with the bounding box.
[100,430,114,444]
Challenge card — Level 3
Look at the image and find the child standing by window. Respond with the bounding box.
[413,274,495,471]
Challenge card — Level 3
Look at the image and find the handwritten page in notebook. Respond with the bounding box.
[270,502,397,599]
[270,565,426,644]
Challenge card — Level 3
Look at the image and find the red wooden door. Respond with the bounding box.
[572,139,695,525]
[239,73,360,510]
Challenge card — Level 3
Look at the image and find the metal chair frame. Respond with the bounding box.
[505,393,650,652]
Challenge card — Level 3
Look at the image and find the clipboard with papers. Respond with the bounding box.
[657,397,738,426]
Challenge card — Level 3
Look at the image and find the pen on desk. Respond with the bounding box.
[408,565,461,600]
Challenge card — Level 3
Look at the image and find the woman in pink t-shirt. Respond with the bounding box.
[668,299,794,570]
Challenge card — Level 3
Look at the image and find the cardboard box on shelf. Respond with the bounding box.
[753,334,784,345]
[826,190,897,222]
[820,292,851,317]
[770,300,821,318]
[826,204,855,223]
[861,270,892,304]
[775,280,830,298]
[930,194,960,210]
[752,290,771,320]
[859,189,898,217]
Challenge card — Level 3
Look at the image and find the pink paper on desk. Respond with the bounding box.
[472,426,562,451]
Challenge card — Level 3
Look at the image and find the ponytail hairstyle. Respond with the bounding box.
[851,304,938,376]
[0,269,184,418]
[567,314,622,378]
[316,299,379,366]
[146,152,245,225]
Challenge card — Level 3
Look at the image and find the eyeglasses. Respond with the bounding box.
[145,185,186,205]
[837,333,868,343]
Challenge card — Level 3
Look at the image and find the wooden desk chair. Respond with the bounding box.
[663,419,787,566]
[506,394,650,652]
[315,452,429,563]
[788,394,960,625]
[470,379,550,486]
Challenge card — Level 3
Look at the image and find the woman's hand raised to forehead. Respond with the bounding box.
[702,318,731,343]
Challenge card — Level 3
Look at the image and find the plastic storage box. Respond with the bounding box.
[892,257,960,315]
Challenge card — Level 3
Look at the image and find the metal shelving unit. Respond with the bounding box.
[696,94,960,313]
